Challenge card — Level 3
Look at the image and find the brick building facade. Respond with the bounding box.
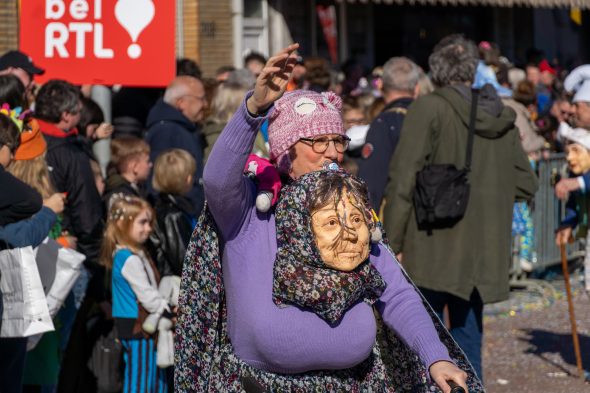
[0,1,19,55]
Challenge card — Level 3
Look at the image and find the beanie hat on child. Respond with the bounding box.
[268,90,345,160]
[15,120,46,160]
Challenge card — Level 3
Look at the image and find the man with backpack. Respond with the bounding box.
[357,57,422,211]
[383,35,538,379]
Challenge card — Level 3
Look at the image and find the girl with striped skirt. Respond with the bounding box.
[101,195,170,393]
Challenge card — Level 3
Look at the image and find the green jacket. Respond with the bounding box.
[202,121,226,164]
[383,85,538,303]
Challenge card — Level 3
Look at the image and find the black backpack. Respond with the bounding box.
[412,89,479,235]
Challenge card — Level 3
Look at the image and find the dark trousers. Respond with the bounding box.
[419,287,484,380]
[0,337,28,393]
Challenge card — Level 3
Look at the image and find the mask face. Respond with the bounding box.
[566,142,590,174]
[310,190,370,271]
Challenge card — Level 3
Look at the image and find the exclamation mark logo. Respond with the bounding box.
[114,0,155,59]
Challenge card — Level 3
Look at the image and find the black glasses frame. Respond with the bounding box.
[299,135,351,153]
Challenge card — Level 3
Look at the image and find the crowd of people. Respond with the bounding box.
[0,32,588,393]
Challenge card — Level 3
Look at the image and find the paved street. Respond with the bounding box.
[483,272,590,392]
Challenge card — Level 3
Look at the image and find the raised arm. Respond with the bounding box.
[203,101,267,240]
[204,44,300,241]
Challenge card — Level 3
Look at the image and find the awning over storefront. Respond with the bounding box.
[335,0,590,9]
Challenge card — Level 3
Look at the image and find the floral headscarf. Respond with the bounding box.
[272,168,387,324]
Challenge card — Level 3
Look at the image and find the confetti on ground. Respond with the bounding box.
[483,271,590,393]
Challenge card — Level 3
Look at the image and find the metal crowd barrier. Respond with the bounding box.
[510,154,584,283]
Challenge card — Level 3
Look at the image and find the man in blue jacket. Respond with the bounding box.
[145,76,207,213]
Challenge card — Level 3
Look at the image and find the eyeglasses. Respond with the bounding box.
[299,135,351,153]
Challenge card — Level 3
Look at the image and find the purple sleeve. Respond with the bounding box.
[372,244,452,371]
[203,94,272,241]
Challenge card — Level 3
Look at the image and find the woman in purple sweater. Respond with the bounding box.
[175,44,481,392]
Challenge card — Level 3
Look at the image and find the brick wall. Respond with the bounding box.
[0,0,19,54]
[197,0,233,77]
[183,0,200,62]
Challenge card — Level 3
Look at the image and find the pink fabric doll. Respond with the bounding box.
[244,154,282,212]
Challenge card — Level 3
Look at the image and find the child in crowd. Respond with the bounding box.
[147,149,197,278]
[101,195,170,393]
[504,83,546,272]
[104,137,152,207]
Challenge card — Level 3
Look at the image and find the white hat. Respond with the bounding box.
[564,65,590,103]
[558,122,590,150]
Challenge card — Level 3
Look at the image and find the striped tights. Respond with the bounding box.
[121,338,168,393]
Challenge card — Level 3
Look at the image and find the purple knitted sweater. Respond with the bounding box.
[203,98,452,374]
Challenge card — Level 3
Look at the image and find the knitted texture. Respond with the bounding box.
[268,90,344,160]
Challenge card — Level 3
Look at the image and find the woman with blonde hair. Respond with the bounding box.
[1,76,67,238]
[7,119,70,392]
[0,76,66,393]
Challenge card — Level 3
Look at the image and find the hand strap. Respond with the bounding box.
[465,89,479,171]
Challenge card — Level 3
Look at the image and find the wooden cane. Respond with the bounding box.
[559,243,585,379]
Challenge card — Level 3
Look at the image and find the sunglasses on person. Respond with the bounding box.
[299,135,351,153]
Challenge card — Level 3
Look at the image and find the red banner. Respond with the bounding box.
[316,5,338,65]
[20,0,176,87]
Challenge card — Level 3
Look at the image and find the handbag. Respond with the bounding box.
[412,89,479,234]
[88,323,124,393]
[0,246,55,337]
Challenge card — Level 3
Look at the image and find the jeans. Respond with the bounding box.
[419,287,484,380]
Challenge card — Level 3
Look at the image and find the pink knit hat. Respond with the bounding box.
[268,90,344,160]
